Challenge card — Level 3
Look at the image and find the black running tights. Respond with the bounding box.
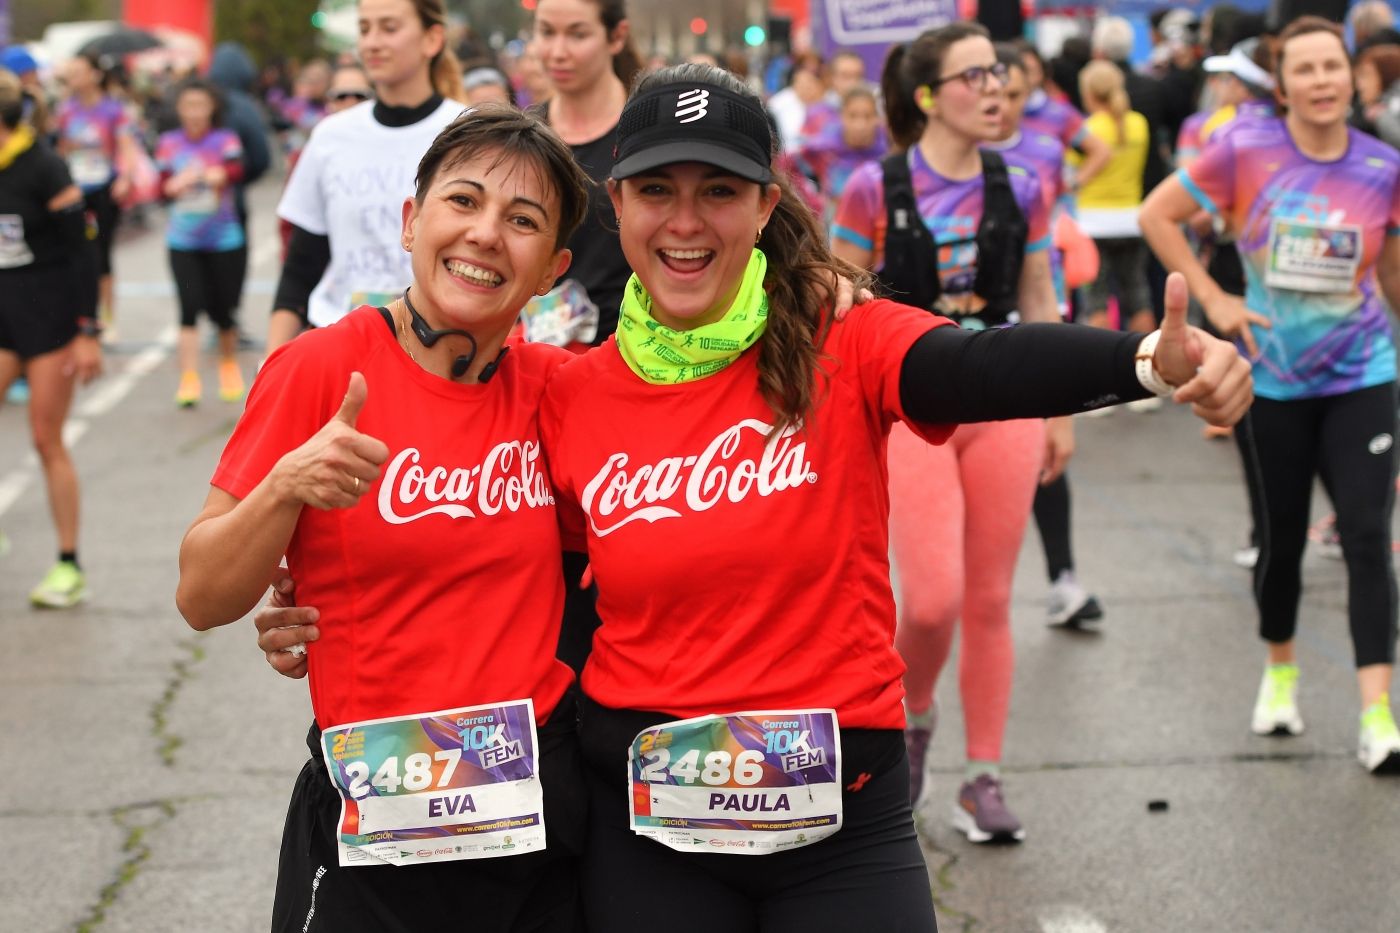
[1241,383,1398,667]
[1033,472,1073,582]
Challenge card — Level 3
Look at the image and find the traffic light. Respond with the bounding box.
[744,25,766,46]
[690,17,707,35]
[310,10,327,27]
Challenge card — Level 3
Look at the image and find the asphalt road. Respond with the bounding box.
[0,176,1395,933]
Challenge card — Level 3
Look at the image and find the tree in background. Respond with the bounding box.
[215,0,322,65]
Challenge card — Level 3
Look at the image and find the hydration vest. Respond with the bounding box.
[877,148,1028,326]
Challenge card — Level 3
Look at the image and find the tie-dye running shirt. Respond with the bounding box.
[1180,117,1400,400]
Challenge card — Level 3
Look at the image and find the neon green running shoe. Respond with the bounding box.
[1251,663,1303,736]
[29,561,87,609]
[1359,696,1400,775]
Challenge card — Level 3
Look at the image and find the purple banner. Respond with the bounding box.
[811,0,958,80]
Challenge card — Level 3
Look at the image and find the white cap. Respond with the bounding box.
[1203,40,1274,90]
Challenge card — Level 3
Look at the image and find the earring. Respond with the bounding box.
[755,229,762,245]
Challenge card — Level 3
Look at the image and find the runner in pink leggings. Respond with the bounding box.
[834,23,1069,842]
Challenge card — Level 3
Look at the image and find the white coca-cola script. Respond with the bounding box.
[378,443,554,524]
[580,419,816,537]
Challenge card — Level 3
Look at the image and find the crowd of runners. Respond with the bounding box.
[1,0,1398,928]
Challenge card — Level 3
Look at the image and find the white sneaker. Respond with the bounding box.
[1233,546,1259,570]
[1251,664,1304,736]
[1046,574,1104,627]
[1127,396,1164,413]
[1359,697,1400,775]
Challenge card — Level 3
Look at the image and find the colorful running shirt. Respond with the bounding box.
[276,98,463,328]
[55,96,130,192]
[539,299,954,731]
[1181,118,1400,399]
[278,95,325,153]
[1176,111,1210,166]
[154,128,245,252]
[1022,89,1087,152]
[833,146,1050,325]
[1201,100,1276,147]
[989,129,1069,308]
[211,307,576,729]
[797,122,888,203]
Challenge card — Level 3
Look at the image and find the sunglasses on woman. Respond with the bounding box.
[929,62,1009,92]
[329,90,371,103]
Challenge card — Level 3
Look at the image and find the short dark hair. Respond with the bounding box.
[413,104,589,251]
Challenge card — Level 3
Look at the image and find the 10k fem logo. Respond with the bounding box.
[580,419,816,537]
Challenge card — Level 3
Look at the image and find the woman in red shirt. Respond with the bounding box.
[177,107,592,933]
[258,65,1252,930]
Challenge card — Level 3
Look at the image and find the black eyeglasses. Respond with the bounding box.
[929,62,1009,92]
[329,90,371,103]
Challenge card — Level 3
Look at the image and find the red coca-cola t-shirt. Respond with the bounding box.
[540,299,952,730]
[212,307,575,729]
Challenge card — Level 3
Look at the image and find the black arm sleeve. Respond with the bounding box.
[272,224,332,323]
[899,323,1154,424]
[55,205,98,320]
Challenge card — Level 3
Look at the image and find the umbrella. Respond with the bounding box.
[78,28,162,60]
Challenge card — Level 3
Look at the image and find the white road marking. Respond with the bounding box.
[1039,905,1109,933]
[0,327,173,519]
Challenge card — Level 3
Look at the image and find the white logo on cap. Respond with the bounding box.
[1369,433,1393,455]
[675,89,710,124]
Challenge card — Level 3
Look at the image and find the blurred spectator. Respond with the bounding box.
[207,43,271,231]
[1351,1,1397,52]
[278,59,330,154]
[1356,44,1400,143]
[767,50,825,151]
[514,46,551,109]
[463,66,514,106]
[325,64,372,114]
[1,46,49,136]
[796,83,886,219]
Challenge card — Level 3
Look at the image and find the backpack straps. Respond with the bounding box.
[877,151,942,313]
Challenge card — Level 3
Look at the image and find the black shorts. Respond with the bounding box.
[271,694,588,933]
[578,697,939,933]
[0,265,79,360]
[169,247,247,330]
[84,184,120,278]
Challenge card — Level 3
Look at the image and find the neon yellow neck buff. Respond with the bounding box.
[616,248,769,384]
[0,125,35,172]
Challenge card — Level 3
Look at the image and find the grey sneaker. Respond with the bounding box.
[952,774,1025,843]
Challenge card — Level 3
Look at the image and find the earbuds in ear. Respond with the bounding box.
[916,85,936,111]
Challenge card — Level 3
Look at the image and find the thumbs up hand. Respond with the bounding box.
[1151,273,1255,427]
[273,372,391,510]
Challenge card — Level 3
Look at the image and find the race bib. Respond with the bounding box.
[1265,219,1361,294]
[68,149,112,188]
[177,184,219,216]
[0,214,34,269]
[349,290,400,312]
[629,709,842,855]
[520,279,599,347]
[321,699,546,868]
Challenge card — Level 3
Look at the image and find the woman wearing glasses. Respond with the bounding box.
[265,0,467,354]
[833,22,1070,843]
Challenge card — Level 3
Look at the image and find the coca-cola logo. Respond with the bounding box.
[580,419,817,537]
[378,443,554,524]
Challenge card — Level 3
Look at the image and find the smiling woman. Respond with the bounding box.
[176,106,595,932]
[1140,15,1400,775]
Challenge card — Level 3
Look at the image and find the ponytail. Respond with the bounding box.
[880,44,923,151]
[1079,60,1130,144]
[405,0,468,102]
[432,45,467,102]
[594,0,643,89]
